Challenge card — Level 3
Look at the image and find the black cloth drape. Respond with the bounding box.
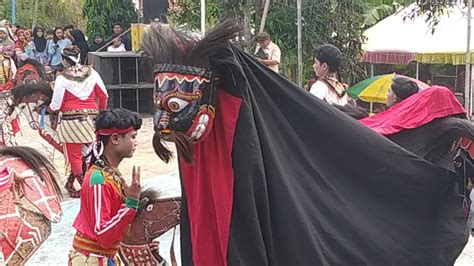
[179,45,468,266]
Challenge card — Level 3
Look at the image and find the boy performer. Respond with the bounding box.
[69,108,142,265]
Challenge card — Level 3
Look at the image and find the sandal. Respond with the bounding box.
[64,174,80,198]
[76,173,84,185]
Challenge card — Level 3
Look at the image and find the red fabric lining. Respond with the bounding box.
[179,90,242,266]
[360,86,465,135]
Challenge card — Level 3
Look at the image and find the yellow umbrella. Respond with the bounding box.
[348,73,430,103]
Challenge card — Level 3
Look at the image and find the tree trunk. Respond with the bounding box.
[243,0,253,52]
[32,0,39,29]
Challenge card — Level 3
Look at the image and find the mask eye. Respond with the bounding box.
[146,204,153,211]
[167,97,189,112]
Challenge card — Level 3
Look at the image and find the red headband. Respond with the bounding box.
[96,127,134,136]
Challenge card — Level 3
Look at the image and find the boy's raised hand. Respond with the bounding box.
[122,166,141,199]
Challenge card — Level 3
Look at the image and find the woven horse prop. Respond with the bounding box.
[0,146,62,265]
[119,190,180,266]
[8,79,62,154]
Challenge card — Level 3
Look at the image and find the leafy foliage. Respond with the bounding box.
[1,0,85,30]
[83,0,137,40]
[167,0,468,85]
[169,0,223,30]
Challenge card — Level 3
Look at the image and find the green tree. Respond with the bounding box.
[169,0,223,30]
[1,0,85,30]
[83,0,137,40]
[166,0,467,84]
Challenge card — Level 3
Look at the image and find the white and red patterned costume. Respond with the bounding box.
[49,66,108,197]
[49,69,107,113]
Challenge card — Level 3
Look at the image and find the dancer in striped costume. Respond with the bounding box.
[69,108,142,266]
[0,53,17,146]
[48,46,108,198]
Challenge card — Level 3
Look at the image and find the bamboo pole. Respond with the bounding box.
[465,0,472,118]
[297,0,302,86]
[32,0,39,30]
[11,0,16,24]
[201,0,205,34]
[259,0,271,33]
[416,62,419,79]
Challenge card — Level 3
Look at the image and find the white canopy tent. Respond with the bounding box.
[362,3,473,65]
[362,2,473,114]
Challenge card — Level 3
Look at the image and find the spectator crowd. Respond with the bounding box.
[0,19,131,77]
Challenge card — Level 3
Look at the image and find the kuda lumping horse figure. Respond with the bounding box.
[5,59,62,153]
[119,189,181,266]
[142,21,468,266]
[8,81,62,154]
[0,146,62,265]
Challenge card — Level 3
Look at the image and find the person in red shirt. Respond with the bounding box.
[48,45,108,198]
[69,108,142,265]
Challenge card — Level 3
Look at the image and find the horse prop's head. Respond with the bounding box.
[9,81,53,129]
[0,146,62,222]
[120,189,181,265]
[13,59,48,87]
[141,20,241,164]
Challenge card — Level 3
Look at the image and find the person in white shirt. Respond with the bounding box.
[107,37,126,52]
[254,32,281,73]
[310,44,348,106]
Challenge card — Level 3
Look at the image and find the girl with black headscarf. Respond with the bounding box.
[88,33,105,52]
[25,26,49,65]
[69,29,88,65]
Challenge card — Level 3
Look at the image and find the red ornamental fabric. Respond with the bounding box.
[360,86,466,135]
[11,117,20,135]
[179,90,242,266]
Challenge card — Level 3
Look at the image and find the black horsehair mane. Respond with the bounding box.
[0,146,62,199]
[11,81,53,106]
[141,20,242,68]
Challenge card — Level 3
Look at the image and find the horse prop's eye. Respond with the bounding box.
[167,97,189,112]
[146,204,154,212]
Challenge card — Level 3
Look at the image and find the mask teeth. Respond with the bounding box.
[158,110,170,130]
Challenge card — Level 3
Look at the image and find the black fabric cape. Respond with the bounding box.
[388,116,474,171]
[178,45,468,266]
